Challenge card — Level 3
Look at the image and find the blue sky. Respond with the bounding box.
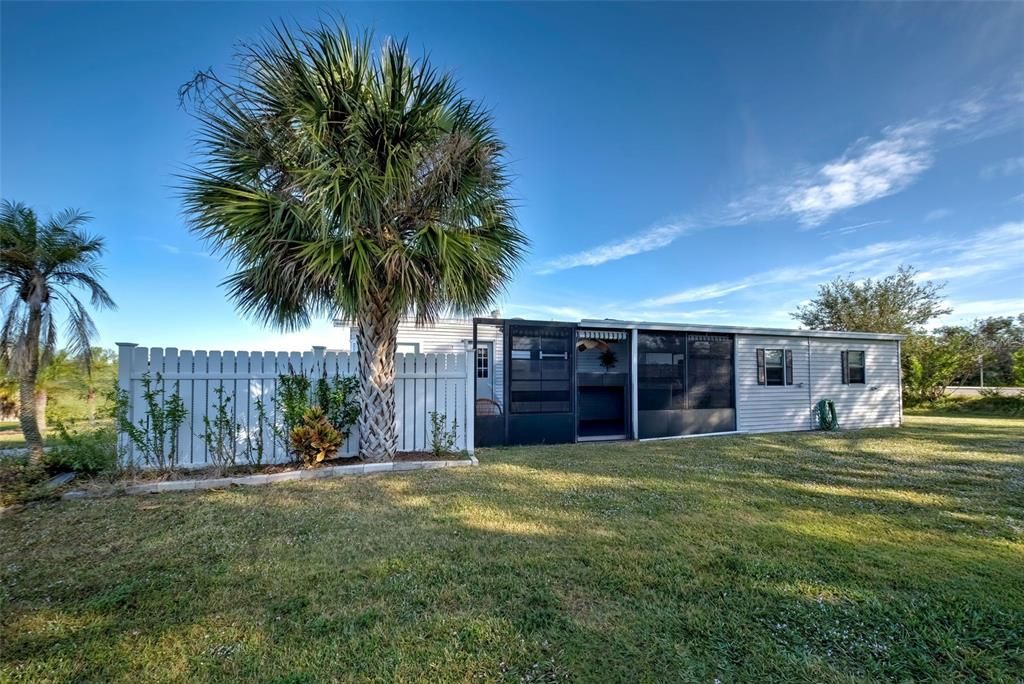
[2,2,1023,351]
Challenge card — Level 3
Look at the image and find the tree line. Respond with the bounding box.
[792,265,1024,404]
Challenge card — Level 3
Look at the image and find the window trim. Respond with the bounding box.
[763,348,786,386]
[844,349,866,385]
[475,346,489,379]
[395,342,420,355]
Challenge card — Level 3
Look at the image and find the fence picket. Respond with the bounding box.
[178,350,194,465]
[119,346,473,468]
[191,351,209,466]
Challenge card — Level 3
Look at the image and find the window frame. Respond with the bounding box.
[846,349,866,385]
[395,342,420,355]
[475,346,489,379]
[763,348,785,386]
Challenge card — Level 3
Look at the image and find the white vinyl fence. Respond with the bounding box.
[116,343,474,469]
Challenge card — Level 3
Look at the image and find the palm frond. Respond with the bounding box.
[180,18,527,331]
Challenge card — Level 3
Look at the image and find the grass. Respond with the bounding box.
[0,421,56,451]
[1,414,1022,682]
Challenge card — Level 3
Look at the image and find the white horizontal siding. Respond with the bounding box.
[809,338,901,429]
[363,319,504,410]
[736,335,813,433]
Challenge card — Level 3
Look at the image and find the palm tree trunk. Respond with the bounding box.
[35,389,47,434]
[18,307,45,462]
[355,302,400,461]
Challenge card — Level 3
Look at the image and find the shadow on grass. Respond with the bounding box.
[2,415,1022,681]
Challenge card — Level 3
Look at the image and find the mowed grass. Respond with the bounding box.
[2,415,1022,682]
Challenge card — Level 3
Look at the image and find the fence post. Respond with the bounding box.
[116,342,138,467]
[464,350,475,454]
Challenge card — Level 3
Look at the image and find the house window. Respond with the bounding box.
[844,350,866,384]
[756,348,793,386]
[396,342,419,354]
[476,347,489,379]
[764,349,785,386]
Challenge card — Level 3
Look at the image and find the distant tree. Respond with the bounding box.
[902,327,978,403]
[77,347,118,422]
[32,350,80,433]
[791,265,950,334]
[1014,348,1024,387]
[0,201,115,461]
[961,315,1024,386]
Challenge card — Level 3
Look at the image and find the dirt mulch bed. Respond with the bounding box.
[119,452,466,483]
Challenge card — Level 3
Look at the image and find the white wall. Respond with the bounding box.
[352,319,504,409]
[736,334,902,433]
[809,338,901,429]
[736,335,814,433]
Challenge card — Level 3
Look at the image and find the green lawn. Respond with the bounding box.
[0,421,55,451]
[2,414,1022,682]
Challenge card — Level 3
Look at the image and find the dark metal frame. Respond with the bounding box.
[474,317,738,446]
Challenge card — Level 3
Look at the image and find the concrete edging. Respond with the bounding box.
[63,456,479,499]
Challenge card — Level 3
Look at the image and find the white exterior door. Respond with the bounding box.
[475,342,495,402]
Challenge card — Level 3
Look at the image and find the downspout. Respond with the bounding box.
[630,326,639,440]
[897,339,903,427]
[806,336,813,430]
[732,334,740,432]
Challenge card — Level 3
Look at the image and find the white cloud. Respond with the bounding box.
[981,156,1024,178]
[160,243,182,254]
[936,298,1024,324]
[820,219,890,236]
[924,208,953,222]
[782,131,933,226]
[916,221,1024,281]
[537,220,693,273]
[503,303,593,320]
[641,239,923,307]
[539,91,1015,272]
[522,223,1024,328]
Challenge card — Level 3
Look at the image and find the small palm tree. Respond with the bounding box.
[182,22,527,460]
[0,201,115,461]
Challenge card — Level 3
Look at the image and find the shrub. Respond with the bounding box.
[428,411,459,458]
[276,370,312,443]
[289,407,343,467]
[44,423,118,475]
[244,397,269,467]
[115,373,188,471]
[0,458,50,507]
[315,372,360,435]
[277,369,359,463]
[906,392,1024,416]
[200,385,242,470]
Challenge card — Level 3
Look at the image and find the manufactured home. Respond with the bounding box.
[353,317,903,448]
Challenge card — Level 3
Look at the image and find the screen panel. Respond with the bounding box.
[508,324,573,414]
[637,331,735,437]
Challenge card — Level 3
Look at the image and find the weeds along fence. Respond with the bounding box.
[116,344,474,469]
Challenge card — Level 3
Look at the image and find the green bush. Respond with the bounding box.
[44,423,118,475]
[289,407,343,467]
[906,392,1024,416]
[0,458,50,507]
[428,411,459,458]
[277,370,359,463]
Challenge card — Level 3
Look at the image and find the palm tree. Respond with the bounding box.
[182,22,527,460]
[0,201,115,461]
